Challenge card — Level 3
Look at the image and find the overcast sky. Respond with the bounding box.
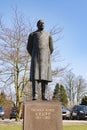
[0,0,87,80]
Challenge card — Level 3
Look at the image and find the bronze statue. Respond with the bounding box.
[27,20,54,100]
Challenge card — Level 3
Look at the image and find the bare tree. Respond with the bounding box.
[75,76,87,105]
[63,71,76,106]
[63,70,87,107]
[0,10,31,121]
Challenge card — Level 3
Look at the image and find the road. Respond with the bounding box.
[0,119,87,126]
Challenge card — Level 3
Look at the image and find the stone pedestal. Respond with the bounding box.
[23,101,62,130]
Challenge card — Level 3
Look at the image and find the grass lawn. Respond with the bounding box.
[0,125,87,130]
[63,126,87,130]
[0,126,22,130]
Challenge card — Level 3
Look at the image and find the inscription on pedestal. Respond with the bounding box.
[31,108,55,120]
[23,101,62,130]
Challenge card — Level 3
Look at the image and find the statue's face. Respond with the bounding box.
[38,21,44,31]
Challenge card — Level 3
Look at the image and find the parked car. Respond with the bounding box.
[10,109,17,119]
[10,108,23,119]
[70,105,87,120]
[0,106,5,120]
[62,105,71,120]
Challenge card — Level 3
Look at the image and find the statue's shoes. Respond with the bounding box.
[32,98,37,101]
[42,98,48,101]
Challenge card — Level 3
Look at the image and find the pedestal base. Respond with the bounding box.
[23,101,62,130]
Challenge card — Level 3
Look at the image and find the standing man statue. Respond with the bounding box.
[27,20,54,100]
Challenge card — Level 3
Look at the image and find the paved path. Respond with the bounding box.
[63,120,87,126]
[0,119,23,126]
[0,119,87,126]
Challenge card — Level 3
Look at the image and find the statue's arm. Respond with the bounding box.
[49,35,54,54]
[27,33,33,56]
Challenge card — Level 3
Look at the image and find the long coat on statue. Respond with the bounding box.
[27,30,54,82]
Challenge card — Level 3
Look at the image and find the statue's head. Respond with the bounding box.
[37,20,44,31]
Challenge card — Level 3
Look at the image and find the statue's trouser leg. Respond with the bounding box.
[32,81,38,100]
[41,81,48,100]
